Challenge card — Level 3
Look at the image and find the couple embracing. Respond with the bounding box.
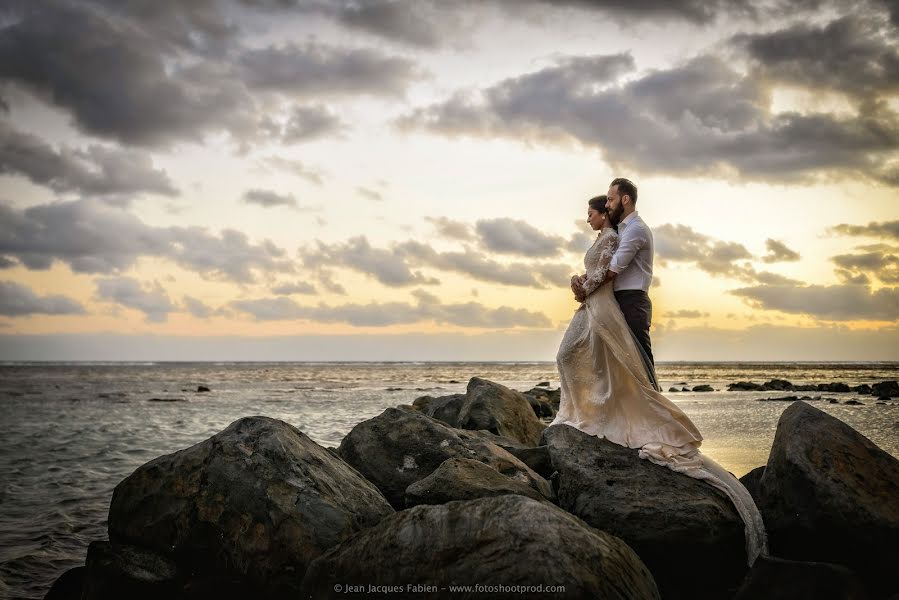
[551,177,769,567]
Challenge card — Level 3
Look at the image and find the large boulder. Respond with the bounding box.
[739,466,766,505]
[337,407,552,509]
[108,416,394,596]
[404,457,552,507]
[733,555,867,600]
[418,378,545,446]
[542,423,748,600]
[299,494,660,600]
[80,541,181,600]
[757,401,899,598]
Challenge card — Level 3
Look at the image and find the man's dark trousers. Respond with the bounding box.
[614,290,654,366]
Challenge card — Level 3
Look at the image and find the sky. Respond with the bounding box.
[0,0,897,361]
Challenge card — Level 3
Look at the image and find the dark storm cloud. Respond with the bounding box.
[0,122,178,202]
[0,280,86,317]
[831,220,899,240]
[731,283,899,321]
[95,276,176,323]
[400,52,899,186]
[0,200,293,283]
[0,2,256,147]
[475,218,565,257]
[733,14,899,99]
[238,42,422,97]
[762,239,801,263]
[229,292,551,327]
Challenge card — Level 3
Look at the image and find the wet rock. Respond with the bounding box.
[81,541,180,600]
[536,381,550,387]
[337,407,551,510]
[108,416,393,596]
[404,457,552,507]
[300,494,660,600]
[146,397,185,402]
[764,379,794,391]
[542,423,747,600]
[843,399,864,405]
[44,566,85,600]
[196,386,210,393]
[729,382,766,392]
[872,381,899,398]
[733,555,867,600]
[758,401,899,599]
[668,387,680,392]
[692,384,714,392]
[757,396,799,402]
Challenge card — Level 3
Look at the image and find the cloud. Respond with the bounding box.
[279,105,346,142]
[399,52,899,186]
[665,309,710,319]
[271,281,317,295]
[475,218,565,257]
[357,186,384,201]
[0,2,257,147]
[238,41,422,97]
[228,290,551,327]
[0,122,178,202]
[95,276,176,322]
[257,156,325,185]
[733,14,899,99]
[731,283,899,321]
[426,216,474,241]
[831,249,899,284]
[762,238,801,263]
[242,189,300,209]
[301,236,437,287]
[182,295,214,318]
[0,280,86,316]
[0,199,293,283]
[831,220,899,240]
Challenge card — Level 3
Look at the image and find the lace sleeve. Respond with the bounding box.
[580,232,618,297]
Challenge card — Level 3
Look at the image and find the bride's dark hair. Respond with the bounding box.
[588,195,608,213]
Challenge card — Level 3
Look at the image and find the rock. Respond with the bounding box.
[337,407,552,509]
[44,566,85,600]
[420,378,545,446]
[843,399,864,405]
[820,382,851,393]
[506,445,555,480]
[81,541,180,599]
[146,397,185,402]
[729,382,766,392]
[733,555,867,600]
[872,381,899,398]
[196,386,210,393]
[681,387,689,392]
[108,416,393,595]
[668,387,680,392]
[739,466,765,505]
[542,424,747,600]
[854,384,872,395]
[758,401,899,598]
[764,379,794,391]
[521,389,555,418]
[757,396,799,402]
[692,384,714,392]
[536,381,550,387]
[404,457,552,507]
[299,495,660,600]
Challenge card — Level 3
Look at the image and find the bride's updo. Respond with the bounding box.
[588,195,616,232]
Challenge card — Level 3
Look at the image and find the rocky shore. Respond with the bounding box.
[45,377,898,600]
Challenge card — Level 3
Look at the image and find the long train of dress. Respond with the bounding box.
[552,228,768,566]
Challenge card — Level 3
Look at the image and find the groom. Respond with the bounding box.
[602,178,656,368]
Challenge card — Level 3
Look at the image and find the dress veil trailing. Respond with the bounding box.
[552,228,768,566]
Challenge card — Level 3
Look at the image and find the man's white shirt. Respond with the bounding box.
[609,211,653,292]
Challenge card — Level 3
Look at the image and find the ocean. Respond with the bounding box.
[1,361,897,599]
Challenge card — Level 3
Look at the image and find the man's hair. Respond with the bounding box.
[610,178,637,204]
[588,195,608,213]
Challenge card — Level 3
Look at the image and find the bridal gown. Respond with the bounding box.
[552,227,768,566]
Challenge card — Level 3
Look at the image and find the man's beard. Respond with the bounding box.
[609,204,624,225]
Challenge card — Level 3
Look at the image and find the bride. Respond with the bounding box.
[551,195,768,566]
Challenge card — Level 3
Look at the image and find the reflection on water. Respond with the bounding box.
[1,361,897,598]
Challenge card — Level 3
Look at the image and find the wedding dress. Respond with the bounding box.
[552,227,768,566]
